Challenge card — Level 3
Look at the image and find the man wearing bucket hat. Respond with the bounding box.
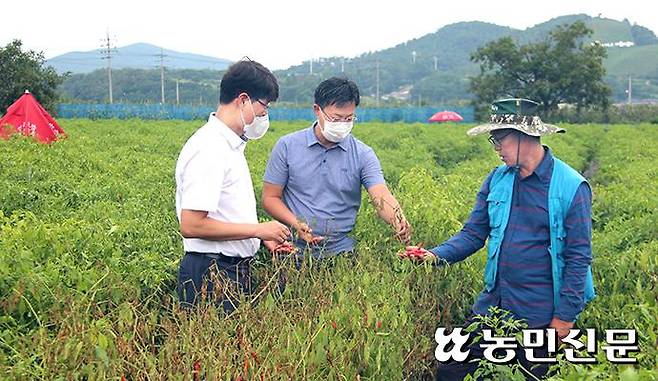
[410,99,595,380]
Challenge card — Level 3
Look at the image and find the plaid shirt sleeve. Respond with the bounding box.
[554,182,593,322]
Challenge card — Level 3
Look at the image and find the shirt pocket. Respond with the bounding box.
[549,198,568,259]
[338,167,359,193]
[486,191,508,237]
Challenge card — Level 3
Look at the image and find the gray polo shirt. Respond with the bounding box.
[264,123,385,255]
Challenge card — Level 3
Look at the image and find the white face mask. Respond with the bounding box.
[321,120,353,142]
[240,97,270,140]
[318,106,356,143]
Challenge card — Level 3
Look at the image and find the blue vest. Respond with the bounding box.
[484,157,596,310]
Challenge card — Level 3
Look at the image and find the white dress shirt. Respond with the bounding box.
[175,113,259,257]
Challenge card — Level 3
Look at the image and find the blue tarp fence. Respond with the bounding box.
[58,103,474,123]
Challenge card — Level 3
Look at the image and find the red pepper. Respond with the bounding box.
[273,241,298,254]
[192,360,201,381]
[398,244,433,261]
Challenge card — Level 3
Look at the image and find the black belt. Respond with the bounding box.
[187,251,251,264]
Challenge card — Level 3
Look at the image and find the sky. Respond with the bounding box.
[1,0,654,70]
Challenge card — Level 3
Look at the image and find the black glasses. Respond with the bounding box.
[256,99,270,110]
[488,130,516,147]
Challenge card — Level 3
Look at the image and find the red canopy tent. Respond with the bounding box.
[0,90,65,144]
[428,110,463,123]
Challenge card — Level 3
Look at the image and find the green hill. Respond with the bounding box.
[606,44,658,76]
[604,44,658,101]
[280,14,657,104]
[520,14,634,43]
[57,14,658,105]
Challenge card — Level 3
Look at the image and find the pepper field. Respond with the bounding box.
[0,120,656,380]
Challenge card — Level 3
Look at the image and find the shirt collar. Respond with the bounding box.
[534,146,553,184]
[305,121,348,151]
[208,113,246,151]
[502,145,553,183]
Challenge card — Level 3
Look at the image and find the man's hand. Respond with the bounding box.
[550,316,574,342]
[294,221,324,245]
[262,240,279,252]
[394,218,412,244]
[399,245,436,261]
[263,240,298,254]
[256,221,291,243]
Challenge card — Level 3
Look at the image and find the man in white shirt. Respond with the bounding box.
[175,59,290,312]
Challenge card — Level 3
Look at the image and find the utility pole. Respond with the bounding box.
[627,75,632,104]
[375,60,380,107]
[176,79,180,106]
[100,30,116,104]
[341,58,345,73]
[433,56,438,71]
[309,58,313,75]
[412,51,417,64]
[157,48,167,104]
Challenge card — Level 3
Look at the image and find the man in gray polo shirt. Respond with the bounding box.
[262,77,411,258]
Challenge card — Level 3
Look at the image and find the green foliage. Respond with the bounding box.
[588,17,634,43]
[467,307,530,381]
[470,22,611,119]
[413,72,474,104]
[551,104,658,124]
[0,40,66,115]
[0,120,656,379]
[59,68,223,105]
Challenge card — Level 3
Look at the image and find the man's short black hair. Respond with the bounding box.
[219,60,279,104]
[314,77,360,108]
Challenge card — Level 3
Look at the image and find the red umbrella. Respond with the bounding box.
[0,90,66,144]
[428,110,463,123]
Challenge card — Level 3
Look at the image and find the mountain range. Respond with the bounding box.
[55,14,658,105]
[47,43,232,73]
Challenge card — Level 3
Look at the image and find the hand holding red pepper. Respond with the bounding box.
[398,244,435,261]
[264,240,298,254]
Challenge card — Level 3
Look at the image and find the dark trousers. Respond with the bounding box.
[177,251,253,314]
[436,315,551,381]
